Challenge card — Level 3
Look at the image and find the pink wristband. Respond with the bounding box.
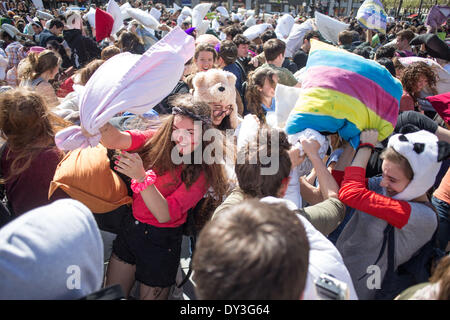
[130,170,157,193]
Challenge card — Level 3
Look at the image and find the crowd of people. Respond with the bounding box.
[0,0,449,301]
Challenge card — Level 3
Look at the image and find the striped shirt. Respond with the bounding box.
[5,41,25,70]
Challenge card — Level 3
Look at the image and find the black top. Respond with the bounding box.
[293,48,308,70]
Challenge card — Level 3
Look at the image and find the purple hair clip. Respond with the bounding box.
[248,49,257,57]
[185,27,196,35]
[214,42,221,53]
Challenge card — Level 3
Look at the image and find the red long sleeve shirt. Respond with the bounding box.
[333,167,412,229]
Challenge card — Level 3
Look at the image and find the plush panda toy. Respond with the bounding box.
[387,130,450,201]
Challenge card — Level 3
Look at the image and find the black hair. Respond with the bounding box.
[375,45,396,59]
[49,19,64,29]
[304,30,321,42]
[377,57,396,77]
[260,29,277,43]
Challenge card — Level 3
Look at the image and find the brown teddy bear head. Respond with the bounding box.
[192,69,237,112]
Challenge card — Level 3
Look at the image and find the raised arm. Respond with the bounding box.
[302,138,339,200]
[338,130,412,229]
[113,151,207,224]
[98,122,133,150]
[332,141,356,187]
[113,151,170,223]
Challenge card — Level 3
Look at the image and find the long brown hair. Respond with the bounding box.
[136,94,229,199]
[245,68,278,123]
[0,88,69,182]
[401,62,438,103]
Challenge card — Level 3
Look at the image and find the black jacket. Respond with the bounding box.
[63,29,101,68]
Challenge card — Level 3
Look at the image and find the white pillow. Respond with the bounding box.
[273,84,301,129]
[243,23,272,41]
[192,3,212,28]
[315,11,349,45]
[126,8,159,29]
[275,14,295,40]
[106,0,124,35]
[284,19,315,58]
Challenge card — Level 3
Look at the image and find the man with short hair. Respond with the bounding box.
[232,33,250,59]
[20,19,44,43]
[193,199,310,300]
[258,38,300,87]
[232,33,253,82]
[338,30,354,51]
[217,40,244,101]
[395,30,416,57]
[292,30,320,70]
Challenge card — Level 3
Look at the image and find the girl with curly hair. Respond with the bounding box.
[400,62,438,115]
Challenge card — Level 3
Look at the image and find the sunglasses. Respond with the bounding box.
[212,105,232,118]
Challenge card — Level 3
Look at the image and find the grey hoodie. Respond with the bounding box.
[0,199,104,299]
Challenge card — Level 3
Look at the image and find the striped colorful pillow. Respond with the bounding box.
[285,40,403,148]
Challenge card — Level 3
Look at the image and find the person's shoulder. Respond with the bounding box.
[34,146,63,164]
[36,79,52,89]
[409,201,438,218]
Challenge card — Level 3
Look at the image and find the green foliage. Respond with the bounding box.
[381,0,439,11]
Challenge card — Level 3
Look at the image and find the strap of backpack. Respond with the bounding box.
[358,223,393,281]
[177,235,196,289]
[380,201,441,274]
[0,142,8,182]
[386,224,396,273]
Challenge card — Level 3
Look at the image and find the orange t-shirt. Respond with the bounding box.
[434,168,450,204]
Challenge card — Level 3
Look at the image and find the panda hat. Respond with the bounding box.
[387,130,450,201]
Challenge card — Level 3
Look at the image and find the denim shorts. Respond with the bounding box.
[112,214,183,288]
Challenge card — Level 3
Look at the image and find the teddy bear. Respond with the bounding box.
[192,69,239,129]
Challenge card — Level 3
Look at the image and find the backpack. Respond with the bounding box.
[374,203,445,300]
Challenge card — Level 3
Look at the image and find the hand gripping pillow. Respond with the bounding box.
[285,40,403,148]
